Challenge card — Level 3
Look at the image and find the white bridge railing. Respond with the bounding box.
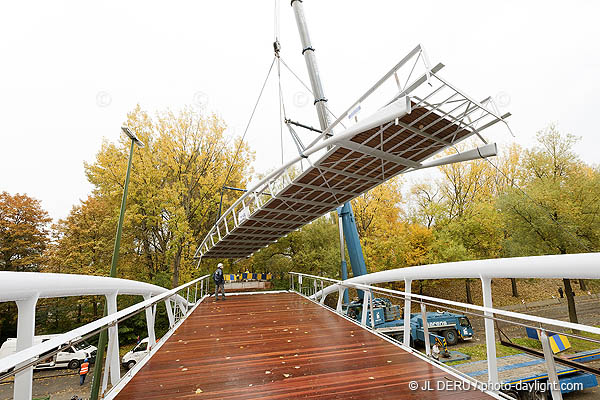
[290,252,600,400]
[0,272,212,400]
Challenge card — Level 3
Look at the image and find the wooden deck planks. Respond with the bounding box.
[115,293,490,399]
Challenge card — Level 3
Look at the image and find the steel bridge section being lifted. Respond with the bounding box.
[195,45,510,262]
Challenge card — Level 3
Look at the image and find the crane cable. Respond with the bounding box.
[215,57,276,224]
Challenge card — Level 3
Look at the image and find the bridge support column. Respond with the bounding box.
[14,294,38,400]
[481,277,498,385]
[102,291,120,390]
[403,279,412,347]
[143,295,156,349]
[361,290,370,326]
[165,298,175,327]
[336,286,344,313]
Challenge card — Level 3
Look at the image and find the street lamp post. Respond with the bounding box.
[90,127,144,400]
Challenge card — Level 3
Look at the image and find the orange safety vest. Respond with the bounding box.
[80,362,89,375]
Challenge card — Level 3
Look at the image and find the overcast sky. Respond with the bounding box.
[1,0,599,221]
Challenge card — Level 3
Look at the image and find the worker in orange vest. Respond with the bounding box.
[79,358,89,386]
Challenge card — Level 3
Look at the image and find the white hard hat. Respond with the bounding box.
[217,263,223,268]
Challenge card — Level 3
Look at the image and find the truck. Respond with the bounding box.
[0,335,96,372]
[345,297,473,348]
[336,203,474,354]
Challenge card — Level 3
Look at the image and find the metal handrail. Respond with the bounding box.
[0,274,210,379]
[290,262,600,400]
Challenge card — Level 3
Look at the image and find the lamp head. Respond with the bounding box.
[121,127,145,148]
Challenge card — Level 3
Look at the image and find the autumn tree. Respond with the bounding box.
[0,192,51,341]
[82,106,253,288]
[0,191,51,271]
[248,216,340,284]
[499,125,600,325]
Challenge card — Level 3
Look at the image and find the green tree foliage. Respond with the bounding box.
[248,216,341,284]
[498,125,600,324]
[80,106,253,288]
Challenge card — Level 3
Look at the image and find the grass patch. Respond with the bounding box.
[447,329,600,366]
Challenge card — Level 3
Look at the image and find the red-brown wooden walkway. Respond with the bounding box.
[115,292,491,399]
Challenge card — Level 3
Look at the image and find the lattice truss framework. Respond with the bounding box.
[195,45,511,260]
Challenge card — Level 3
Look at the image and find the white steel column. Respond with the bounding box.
[539,329,563,400]
[361,290,370,326]
[403,279,412,346]
[420,303,431,357]
[336,286,344,313]
[143,294,156,348]
[104,291,120,385]
[481,277,499,385]
[14,294,39,400]
[165,298,175,327]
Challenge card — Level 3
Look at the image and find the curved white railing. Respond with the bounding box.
[291,252,600,400]
[0,271,188,301]
[0,272,211,400]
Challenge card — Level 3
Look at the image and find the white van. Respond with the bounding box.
[0,335,97,372]
[121,338,150,370]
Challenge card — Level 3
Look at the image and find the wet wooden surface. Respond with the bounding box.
[115,293,490,399]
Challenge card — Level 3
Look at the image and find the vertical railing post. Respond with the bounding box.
[420,303,431,357]
[186,287,190,311]
[481,277,499,385]
[539,329,563,400]
[143,294,156,350]
[105,291,120,386]
[361,290,370,326]
[299,275,303,295]
[13,294,39,400]
[403,279,412,347]
[194,282,198,303]
[165,298,175,328]
[369,290,376,329]
[336,286,344,313]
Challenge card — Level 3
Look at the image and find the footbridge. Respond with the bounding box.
[194,44,510,261]
[2,253,600,399]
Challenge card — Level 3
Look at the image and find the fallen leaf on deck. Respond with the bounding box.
[195,388,203,394]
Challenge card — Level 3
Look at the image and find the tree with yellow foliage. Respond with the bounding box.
[59,106,255,288]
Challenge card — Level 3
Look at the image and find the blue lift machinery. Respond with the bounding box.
[336,202,473,356]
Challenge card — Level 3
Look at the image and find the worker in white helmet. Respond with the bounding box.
[213,263,226,301]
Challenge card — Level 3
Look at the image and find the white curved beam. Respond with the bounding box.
[320,252,600,298]
[0,272,186,304]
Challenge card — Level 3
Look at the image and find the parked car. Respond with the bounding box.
[0,335,97,373]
